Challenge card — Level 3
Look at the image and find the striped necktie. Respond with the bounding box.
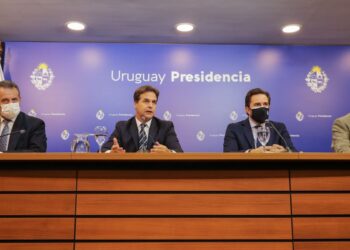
[0,121,10,152]
[254,125,262,148]
[138,123,148,152]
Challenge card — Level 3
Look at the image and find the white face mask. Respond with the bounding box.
[1,102,21,120]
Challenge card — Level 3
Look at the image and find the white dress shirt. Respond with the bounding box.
[135,117,152,138]
[248,117,266,149]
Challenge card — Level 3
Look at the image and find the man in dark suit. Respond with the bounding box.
[224,88,296,153]
[102,85,183,153]
[0,80,47,152]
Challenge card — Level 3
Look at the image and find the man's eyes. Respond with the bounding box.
[253,103,268,107]
[143,100,157,104]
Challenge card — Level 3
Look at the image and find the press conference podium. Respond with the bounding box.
[0,152,350,250]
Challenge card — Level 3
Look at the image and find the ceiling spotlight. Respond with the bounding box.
[282,24,301,33]
[66,21,86,31]
[176,23,194,32]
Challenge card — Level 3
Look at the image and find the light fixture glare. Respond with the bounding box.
[282,24,301,33]
[176,23,194,32]
[66,21,86,31]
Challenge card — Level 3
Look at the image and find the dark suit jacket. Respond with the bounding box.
[102,116,183,152]
[6,112,47,152]
[223,118,297,152]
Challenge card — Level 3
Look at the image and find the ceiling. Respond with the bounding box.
[0,0,349,45]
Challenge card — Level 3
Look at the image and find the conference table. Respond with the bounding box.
[0,152,350,250]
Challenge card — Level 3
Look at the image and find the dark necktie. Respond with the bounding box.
[0,121,10,152]
[138,123,148,152]
[254,125,262,148]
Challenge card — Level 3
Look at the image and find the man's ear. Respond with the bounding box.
[245,106,250,116]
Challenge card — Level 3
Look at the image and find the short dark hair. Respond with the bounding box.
[245,88,270,107]
[0,80,21,97]
[133,85,159,102]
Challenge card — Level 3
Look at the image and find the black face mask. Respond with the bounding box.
[251,107,269,124]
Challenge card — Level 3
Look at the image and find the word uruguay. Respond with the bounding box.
[111,70,251,85]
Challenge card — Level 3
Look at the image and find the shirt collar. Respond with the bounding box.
[248,117,265,129]
[135,117,152,128]
[0,116,14,124]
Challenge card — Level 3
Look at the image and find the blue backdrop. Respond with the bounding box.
[3,42,350,152]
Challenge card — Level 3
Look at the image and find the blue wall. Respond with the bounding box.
[4,42,350,152]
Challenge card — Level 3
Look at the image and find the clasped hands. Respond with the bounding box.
[249,144,287,153]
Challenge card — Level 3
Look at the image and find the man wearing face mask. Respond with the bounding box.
[0,80,47,152]
[223,88,297,153]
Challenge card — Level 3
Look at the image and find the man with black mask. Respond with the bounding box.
[223,88,297,153]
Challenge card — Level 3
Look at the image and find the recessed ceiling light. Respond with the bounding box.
[176,23,194,32]
[282,24,301,33]
[66,21,86,31]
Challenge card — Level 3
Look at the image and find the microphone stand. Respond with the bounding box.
[265,120,292,152]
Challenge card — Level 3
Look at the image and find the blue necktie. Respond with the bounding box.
[256,138,262,148]
[0,121,10,152]
[138,123,148,152]
[255,125,262,148]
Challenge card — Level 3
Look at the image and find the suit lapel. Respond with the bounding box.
[242,119,255,148]
[8,112,25,151]
[128,117,139,150]
[267,121,277,146]
[148,118,159,149]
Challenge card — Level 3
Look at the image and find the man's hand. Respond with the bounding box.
[249,146,272,153]
[248,144,287,153]
[150,142,172,153]
[270,144,287,153]
[110,138,126,153]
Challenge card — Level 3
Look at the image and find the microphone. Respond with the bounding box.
[265,120,292,152]
[0,129,26,138]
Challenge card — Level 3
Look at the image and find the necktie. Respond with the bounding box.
[138,123,148,152]
[256,137,262,148]
[0,121,10,152]
[254,125,262,148]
